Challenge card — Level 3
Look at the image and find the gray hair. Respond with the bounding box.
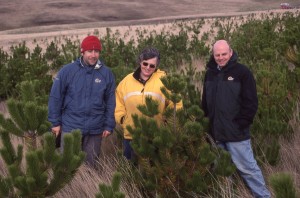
[137,47,160,66]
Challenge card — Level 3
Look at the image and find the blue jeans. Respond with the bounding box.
[123,139,135,160]
[217,139,271,198]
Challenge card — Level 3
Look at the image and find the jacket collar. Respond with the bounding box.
[133,67,158,85]
[78,57,102,69]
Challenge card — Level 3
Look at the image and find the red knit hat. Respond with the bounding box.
[80,35,102,53]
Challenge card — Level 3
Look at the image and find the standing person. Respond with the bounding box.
[115,47,182,160]
[48,35,116,167]
[202,40,271,198]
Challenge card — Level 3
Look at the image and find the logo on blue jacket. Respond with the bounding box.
[95,78,101,83]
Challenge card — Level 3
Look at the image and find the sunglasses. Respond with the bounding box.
[142,62,156,68]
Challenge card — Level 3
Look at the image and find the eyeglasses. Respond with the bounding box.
[142,62,156,68]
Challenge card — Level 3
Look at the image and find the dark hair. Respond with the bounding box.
[137,47,160,67]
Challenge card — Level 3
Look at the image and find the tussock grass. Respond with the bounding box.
[0,92,300,198]
[53,150,146,198]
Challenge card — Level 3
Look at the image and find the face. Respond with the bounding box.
[213,41,233,67]
[82,50,100,66]
[140,57,157,80]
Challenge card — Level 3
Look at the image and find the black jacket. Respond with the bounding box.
[202,52,258,142]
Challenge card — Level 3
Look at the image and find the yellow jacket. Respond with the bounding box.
[115,69,182,139]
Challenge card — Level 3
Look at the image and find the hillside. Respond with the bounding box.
[2,0,298,31]
[0,7,299,53]
[1,0,299,48]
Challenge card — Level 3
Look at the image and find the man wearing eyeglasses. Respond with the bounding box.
[115,47,182,161]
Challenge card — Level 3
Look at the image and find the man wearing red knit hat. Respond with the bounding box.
[48,35,116,168]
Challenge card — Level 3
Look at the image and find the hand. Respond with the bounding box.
[51,126,61,137]
[102,130,111,138]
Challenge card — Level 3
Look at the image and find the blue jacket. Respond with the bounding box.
[48,58,116,135]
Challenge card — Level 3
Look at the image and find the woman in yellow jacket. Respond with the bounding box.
[115,47,182,160]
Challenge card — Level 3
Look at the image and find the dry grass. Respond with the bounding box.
[265,103,300,189]
[0,4,300,197]
[53,154,146,198]
[1,99,299,197]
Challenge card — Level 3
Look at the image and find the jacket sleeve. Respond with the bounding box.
[175,100,183,110]
[234,68,258,129]
[48,70,67,127]
[103,70,116,132]
[165,96,183,110]
[162,75,183,110]
[115,80,127,125]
